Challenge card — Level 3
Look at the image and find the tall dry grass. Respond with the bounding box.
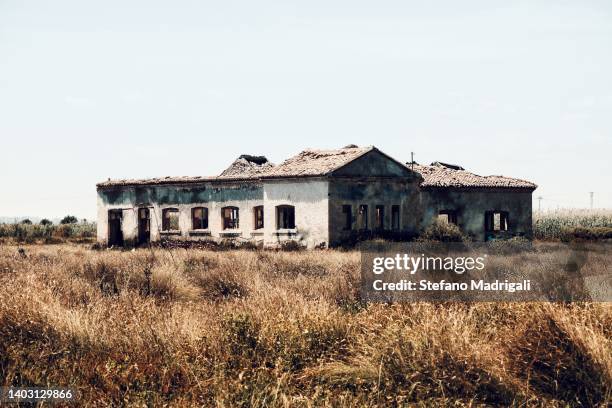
[0,244,610,406]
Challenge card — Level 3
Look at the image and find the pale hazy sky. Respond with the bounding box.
[1,0,611,219]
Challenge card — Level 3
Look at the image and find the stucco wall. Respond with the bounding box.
[97,182,264,246]
[96,194,138,244]
[97,179,534,247]
[263,179,329,249]
[328,178,422,246]
[420,188,533,240]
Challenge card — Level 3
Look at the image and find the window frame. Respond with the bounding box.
[276,205,296,230]
[375,205,385,230]
[191,207,209,230]
[438,209,458,225]
[162,208,180,232]
[391,205,400,230]
[253,205,264,230]
[485,210,509,232]
[222,206,240,230]
[342,205,352,231]
[358,204,369,230]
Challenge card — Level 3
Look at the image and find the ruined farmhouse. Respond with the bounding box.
[96,145,537,248]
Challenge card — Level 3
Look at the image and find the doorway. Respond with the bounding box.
[138,208,151,246]
[108,209,124,246]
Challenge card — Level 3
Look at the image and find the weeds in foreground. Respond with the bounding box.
[0,244,610,406]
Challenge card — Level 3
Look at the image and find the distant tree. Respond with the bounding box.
[40,219,53,226]
[60,215,78,224]
[20,219,32,225]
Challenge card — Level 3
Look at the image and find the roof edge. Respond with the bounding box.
[420,184,537,192]
[329,146,423,181]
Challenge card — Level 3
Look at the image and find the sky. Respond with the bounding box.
[0,0,611,220]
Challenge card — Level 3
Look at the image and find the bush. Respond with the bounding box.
[487,236,533,254]
[280,240,304,251]
[560,226,612,242]
[60,215,78,225]
[419,219,469,242]
[0,222,96,243]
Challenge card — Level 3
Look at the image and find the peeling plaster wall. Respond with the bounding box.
[96,178,534,247]
[96,194,138,244]
[328,178,422,246]
[326,149,423,247]
[263,179,329,249]
[97,182,264,245]
[420,188,533,240]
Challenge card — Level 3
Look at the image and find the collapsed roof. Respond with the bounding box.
[218,155,274,178]
[410,162,537,190]
[96,146,536,190]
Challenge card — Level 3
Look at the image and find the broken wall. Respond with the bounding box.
[97,182,264,246]
[328,178,422,246]
[420,188,533,240]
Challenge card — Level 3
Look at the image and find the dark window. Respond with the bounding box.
[138,208,151,245]
[342,205,352,230]
[108,209,123,246]
[276,205,295,229]
[222,206,239,229]
[485,211,509,232]
[254,206,264,230]
[192,207,208,229]
[162,208,179,231]
[359,204,369,229]
[438,210,458,225]
[375,205,385,229]
[391,205,400,230]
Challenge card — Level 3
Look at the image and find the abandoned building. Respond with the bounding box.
[96,145,537,248]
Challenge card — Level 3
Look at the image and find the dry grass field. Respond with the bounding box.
[0,243,610,407]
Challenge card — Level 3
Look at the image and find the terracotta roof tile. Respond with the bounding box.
[218,155,275,178]
[411,162,537,190]
[261,146,373,178]
[96,175,218,187]
[96,147,536,190]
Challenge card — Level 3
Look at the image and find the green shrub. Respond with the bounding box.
[60,215,78,224]
[560,226,612,242]
[419,219,469,242]
[0,222,96,243]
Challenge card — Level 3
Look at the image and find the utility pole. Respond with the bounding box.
[537,196,543,212]
[410,152,414,171]
[589,192,594,209]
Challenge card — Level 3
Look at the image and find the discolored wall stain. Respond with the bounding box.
[99,183,263,206]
